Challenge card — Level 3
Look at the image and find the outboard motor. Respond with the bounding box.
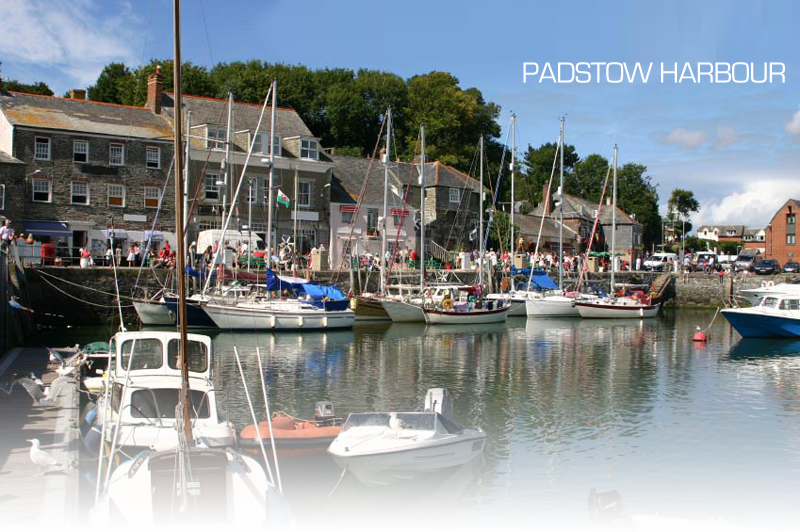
[314,401,336,425]
[424,388,454,420]
[586,488,628,532]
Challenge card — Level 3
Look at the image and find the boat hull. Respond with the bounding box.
[424,306,509,324]
[330,434,486,487]
[575,301,660,318]
[382,299,425,323]
[526,296,580,317]
[352,296,391,321]
[133,300,174,326]
[486,294,527,316]
[163,296,217,328]
[722,308,800,338]
[240,420,342,454]
[204,302,355,330]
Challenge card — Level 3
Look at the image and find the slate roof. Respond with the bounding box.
[0,150,23,164]
[531,193,641,226]
[515,213,577,240]
[0,90,173,140]
[743,227,765,237]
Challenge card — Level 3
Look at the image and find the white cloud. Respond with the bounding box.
[0,0,140,88]
[715,126,738,148]
[665,128,706,148]
[785,104,800,135]
[692,178,800,229]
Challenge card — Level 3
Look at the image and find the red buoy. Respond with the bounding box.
[692,326,707,342]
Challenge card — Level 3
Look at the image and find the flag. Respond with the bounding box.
[390,184,401,198]
[277,189,290,208]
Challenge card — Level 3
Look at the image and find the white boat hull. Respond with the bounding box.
[486,294,527,316]
[133,300,174,325]
[424,306,509,324]
[526,296,580,317]
[330,434,486,486]
[382,299,425,323]
[575,300,660,319]
[204,302,355,330]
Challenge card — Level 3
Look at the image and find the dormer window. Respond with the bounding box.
[727,230,735,236]
[207,126,227,150]
[252,133,281,156]
[300,139,318,160]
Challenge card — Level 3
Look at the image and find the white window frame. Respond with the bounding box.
[298,181,311,208]
[146,147,160,169]
[35,137,51,161]
[204,173,220,202]
[144,186,160,209]
[108,184,126,208]
[788,214,796,225]
[246,179,257,204]
[300,139,318,160]
[341,211,354,224]
[109,143,125,166]
[207,126,227,150]
[449,187,461,204]
[71,181,90,205]
[32,178,52,203]
[73,140,89,163]
[788,234,796,245]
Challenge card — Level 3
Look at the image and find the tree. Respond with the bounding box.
[520,142,580,208]
[88,62,133,104]
[485,210,518,253]
[667,188,700,249]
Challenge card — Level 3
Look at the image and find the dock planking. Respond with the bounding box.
[0,347,81,525]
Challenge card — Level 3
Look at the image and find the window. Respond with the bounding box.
[0,184,5,210]
[109,143,124,166]
[252,133,281,156]
[298,181,311,207]
[788,214,796,225]
[780,299,800,310]
[788,234,796,245]
[246,180,257,204]
[108,184,125,207]
[300,139,318,160]
[449,188,461,204]
[207,126,226,150]
[726,229,735,236]
[73,140,89,163]
[341,211,354,224]
[144,186,160,208]
[204,173,220,202]
[35,137,51,160]
[32,179,51,202]
[71,181,89,205]
[366,209,379,234]
[146,147,160,169]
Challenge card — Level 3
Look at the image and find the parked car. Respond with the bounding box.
[718,258,735,271]
[782,261,800,273]
[693,252,720,272]
[643,253,678,272]
[753,259,780,275]
[734,251,761,272]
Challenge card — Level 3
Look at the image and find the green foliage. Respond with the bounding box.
[1,78,54,96]
[683,235,708,253]
[486,210,519,253]
[668,188,700,219]
[87,63,132,104]
[717,240,743,255]
[520,141,580,206]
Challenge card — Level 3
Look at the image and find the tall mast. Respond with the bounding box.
[172,0,191,444]
[479,135,484,287]
[611,144,618,292]
[380,108,392,295]
[419,124,426,291]
[510,113,516,257]
[266,80,277,265]
[183,111,191,253]
[222,92,233,225]
[559,117,565,290]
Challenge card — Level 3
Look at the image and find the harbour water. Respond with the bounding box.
[43,309,800,530]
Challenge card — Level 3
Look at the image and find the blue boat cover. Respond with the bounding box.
[529,270,558,290]
[298,284,346,301]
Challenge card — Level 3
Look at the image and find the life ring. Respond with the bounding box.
[768,280,775,287]
[442,299,454,310]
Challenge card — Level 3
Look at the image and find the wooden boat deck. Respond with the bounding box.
[0,347,81,526]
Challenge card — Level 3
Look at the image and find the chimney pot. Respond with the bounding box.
[69,89,86,100]
[146,66,164,114]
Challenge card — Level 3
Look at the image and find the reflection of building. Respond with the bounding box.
[0,87,175,257]
[765,199,800,264]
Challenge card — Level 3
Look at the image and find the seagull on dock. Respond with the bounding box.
[26,439,61,476]
[15,375,75,406]
[47,348,84,377]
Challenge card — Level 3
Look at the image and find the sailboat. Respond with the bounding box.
[90,2,291,525]
[575,145,661,319]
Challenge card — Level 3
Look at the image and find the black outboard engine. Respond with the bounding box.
[314,401,336,426]
[586,488,628,532]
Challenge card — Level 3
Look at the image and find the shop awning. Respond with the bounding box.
[23,220,71,237]
[144,230,163,242]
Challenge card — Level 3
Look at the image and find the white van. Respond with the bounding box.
[643,252,678,272]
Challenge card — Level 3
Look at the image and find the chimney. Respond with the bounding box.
[543,184,552,216]
[69,89,86,100]
[379,147,387,162]
[147,66,163,114]
[606,196,611,206]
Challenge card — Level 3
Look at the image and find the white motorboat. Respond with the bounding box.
[575,296,660,319]
[328,388,486,487]
[132,297,173,326]
[88,331,235,455]
[738,281,800,306]
[485,292,528,316]
[204,298,355,330]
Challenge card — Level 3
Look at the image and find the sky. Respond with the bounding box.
[1,0,799,231]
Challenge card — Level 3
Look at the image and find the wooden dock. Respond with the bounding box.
[0,347,81,525]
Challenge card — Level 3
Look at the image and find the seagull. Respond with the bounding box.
[48,348,84,377]
[15,375,76,406]
[27,438,61,476]
[28,372,44,387]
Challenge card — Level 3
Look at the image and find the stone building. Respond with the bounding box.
[764,199,800,264]
[0,86,175,258]
[0,150,25,224]
[153,73,334,254]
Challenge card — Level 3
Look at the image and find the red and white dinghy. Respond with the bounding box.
[240,402,343,455]
[575,291,660,319]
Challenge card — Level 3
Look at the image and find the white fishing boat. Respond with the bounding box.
[204,298,355,330]
[738,281,800,306]
[87,331,235,455]
[328,388,486,486]
[575,296,660,318]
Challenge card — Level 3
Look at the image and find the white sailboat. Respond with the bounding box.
[91,5,291,524]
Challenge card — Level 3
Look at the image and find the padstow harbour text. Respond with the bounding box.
[522,62,786,84]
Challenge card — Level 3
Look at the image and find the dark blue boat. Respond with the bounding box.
[163,296,217,328]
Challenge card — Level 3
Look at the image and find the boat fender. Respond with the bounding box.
[692,326,707,343]
[442,299,454,310]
